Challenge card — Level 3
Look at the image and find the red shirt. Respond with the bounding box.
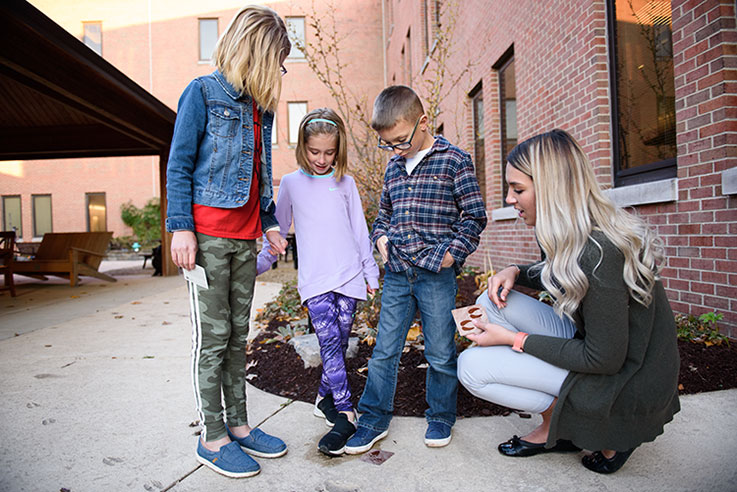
[193,100,263,239]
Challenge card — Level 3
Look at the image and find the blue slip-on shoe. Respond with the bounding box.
[196,440,260,478]
[424,421,452,448]
[344,426,389,455]
[228,427,288,458]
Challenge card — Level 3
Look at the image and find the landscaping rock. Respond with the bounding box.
[288,333,359,368]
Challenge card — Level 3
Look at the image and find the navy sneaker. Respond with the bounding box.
[196,440,260,478]
[227,427,287,458]
[313,394,339,427]
[424,421,452,447]
[318,413,356,456]
[344,426,389,455]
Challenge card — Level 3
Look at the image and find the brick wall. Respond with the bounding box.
[3,0,384,241]
[385,0,737,335]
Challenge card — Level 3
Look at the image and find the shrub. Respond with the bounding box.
[120,198,161,247]
[675,311,728,347]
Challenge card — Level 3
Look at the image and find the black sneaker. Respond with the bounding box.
[313,394,339,427]
[318,413,356,456]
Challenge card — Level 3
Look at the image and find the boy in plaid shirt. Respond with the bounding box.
[345,85,487,454]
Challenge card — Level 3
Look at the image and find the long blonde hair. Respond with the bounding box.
[507,129,663,319]
[213,5,290,112]
[296,108,349,182]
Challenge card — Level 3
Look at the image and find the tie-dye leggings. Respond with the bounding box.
[304,291,358,412]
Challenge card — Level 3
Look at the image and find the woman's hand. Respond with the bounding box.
[265,230,287,255]
[171,230,198,270]
[465,320,516,347]
[487,265,520,309]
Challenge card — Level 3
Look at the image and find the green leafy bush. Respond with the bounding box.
[675,311,728,346]
[120,198,161,247]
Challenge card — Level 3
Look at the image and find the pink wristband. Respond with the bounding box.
[511,332,528,353]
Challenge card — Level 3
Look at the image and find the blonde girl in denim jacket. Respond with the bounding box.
[166,5,290,479]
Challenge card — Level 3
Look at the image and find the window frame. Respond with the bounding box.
[287,101,308,146]
[31,194,53,238]
[82,21,102,56]
[198,18,219,62]
[469,82,486,204]
[285,16,306,60]
[606,0,677,187]
[493,46,516,207]
[85,192,107,233]
[2,195,23,237]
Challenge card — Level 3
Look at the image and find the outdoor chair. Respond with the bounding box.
[0,231,17,297]
[13,231,116,287]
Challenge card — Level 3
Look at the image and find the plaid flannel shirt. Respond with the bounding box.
[371,136,487,274]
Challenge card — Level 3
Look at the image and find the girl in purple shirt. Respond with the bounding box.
[257,108,380,456]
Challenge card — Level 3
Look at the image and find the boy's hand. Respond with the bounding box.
[376,236,389,263]
[441,251,455,268]
[265,230,287,255]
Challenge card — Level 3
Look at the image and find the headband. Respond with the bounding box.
[306,118,337,127]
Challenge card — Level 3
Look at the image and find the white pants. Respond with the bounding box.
[457,290,577,414]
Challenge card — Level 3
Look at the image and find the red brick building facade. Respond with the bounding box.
[383,0,736,335]
[2,0,735,334]
[1,0,384,243]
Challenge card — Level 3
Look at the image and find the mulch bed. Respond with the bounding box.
[247,275,737,417]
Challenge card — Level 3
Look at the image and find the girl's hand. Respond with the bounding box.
[265,230,287,255]
[171,230,198,270]
[487,265,520,309]
[465,320,516,347]
[367,285,375,297]
[376,236,389,263]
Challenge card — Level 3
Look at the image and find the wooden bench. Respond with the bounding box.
[13,232,116,287]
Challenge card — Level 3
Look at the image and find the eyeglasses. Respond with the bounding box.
[280,65,287,76]
[377,116,421,151]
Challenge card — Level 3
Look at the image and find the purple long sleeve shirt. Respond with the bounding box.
[257,169,380,303]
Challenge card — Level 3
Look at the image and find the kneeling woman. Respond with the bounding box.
[458,129,680,474]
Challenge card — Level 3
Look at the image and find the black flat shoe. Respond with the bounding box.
[498,435,581,457]
[318,414,356,457]
[582,448,635,474]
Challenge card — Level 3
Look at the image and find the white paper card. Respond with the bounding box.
[183,265,209,289]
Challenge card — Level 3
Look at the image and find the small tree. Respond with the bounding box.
[120,198,161,246]
[294,0,472,224]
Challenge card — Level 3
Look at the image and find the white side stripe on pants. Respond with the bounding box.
[187,280,206,441]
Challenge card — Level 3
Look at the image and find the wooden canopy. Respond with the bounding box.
[0,0,177,274]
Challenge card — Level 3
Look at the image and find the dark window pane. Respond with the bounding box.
[499,57,517,205]
[611,0,676,183]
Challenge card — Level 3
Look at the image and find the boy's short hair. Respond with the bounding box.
[371,85,425,131]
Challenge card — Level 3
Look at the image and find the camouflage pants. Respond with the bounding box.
[188,232,256,442]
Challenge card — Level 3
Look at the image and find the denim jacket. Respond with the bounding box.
[165,70,277,233]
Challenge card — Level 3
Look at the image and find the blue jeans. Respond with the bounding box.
[357,266,458,431]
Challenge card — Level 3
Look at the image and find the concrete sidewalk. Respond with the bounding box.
[1,275,735,492]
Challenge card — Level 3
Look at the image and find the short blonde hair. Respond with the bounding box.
[213,5,290,112]
[296,108,348,182]
[370,85,424,131]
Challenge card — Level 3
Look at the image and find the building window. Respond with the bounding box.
[287,102,307,145]
[286,17,305,59]
[2,195,22,237]
[272,112,278,146]
[608,0,676,186]
[470,84,486,204]
[82,21,102,56]
[406,29,412,85]
[423,0,430,57]
[198,18,219,62]
[495,49,517,205]
[86,193,107,232]
[32,195,52,238]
